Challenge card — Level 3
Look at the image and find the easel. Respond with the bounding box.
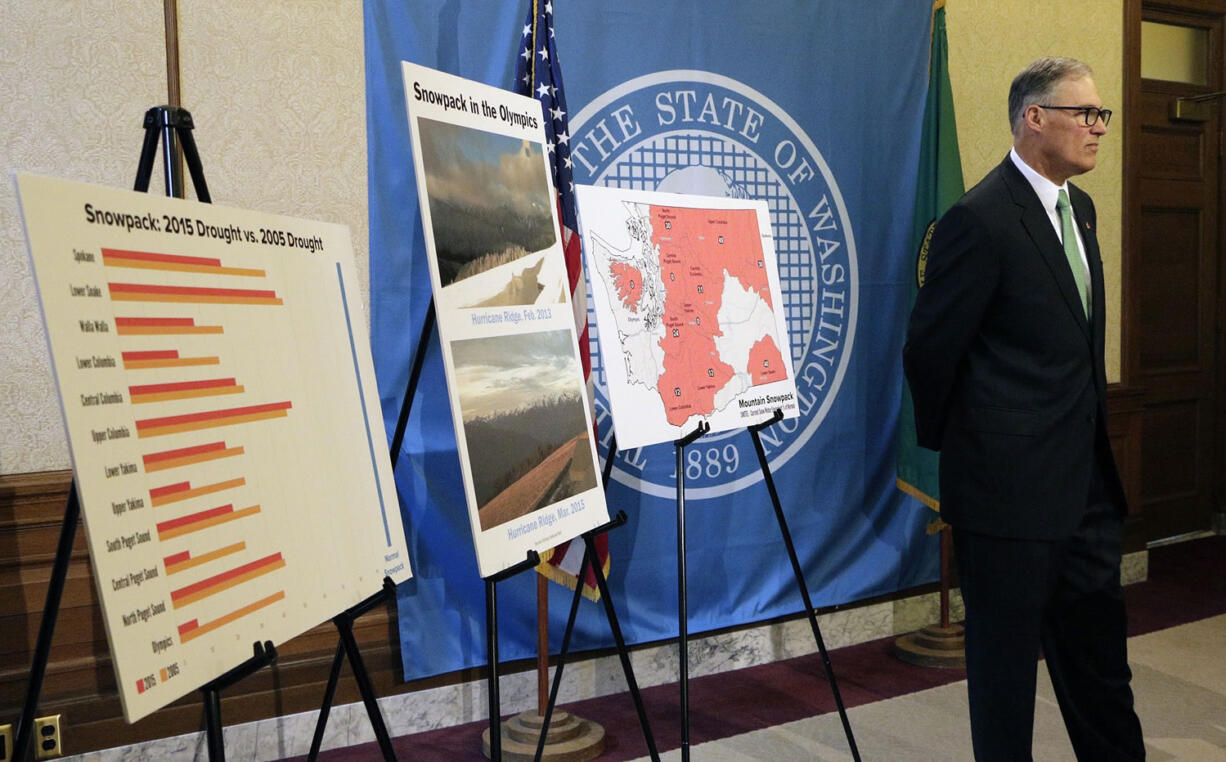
[306,578,399,761]
[746,410,860,761]
[386,302,656,760]
[302,299,432,762]
[531,436,661,762]
[14,104,275,762]
[575,410,859,762]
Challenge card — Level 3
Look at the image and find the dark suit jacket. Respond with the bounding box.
[903,156,1126,540]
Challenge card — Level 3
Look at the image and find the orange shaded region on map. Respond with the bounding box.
[748,334,786,384]
[609,261,645,313]
[650,205,746,425]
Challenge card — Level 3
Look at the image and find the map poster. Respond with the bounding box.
[16,173,411,722]
[576,186,800,449]
[401,62,608,577]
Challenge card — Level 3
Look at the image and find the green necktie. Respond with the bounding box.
[1056,189,1089,318]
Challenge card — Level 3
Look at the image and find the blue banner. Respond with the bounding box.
[365,0,937,680]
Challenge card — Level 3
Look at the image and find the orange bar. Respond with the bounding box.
[150,477,245,507]
[164,541,246,575]
[124,356,221,369]
[171,555,285,607]
[139,409,288,437]
[109,282,278,299]
[177,591,285,643]
[157,504,260,540]
[131,385,245,404]
[102,248,265,277]
[111,293,283,305]
[107,261,267,276]
[138,401,291,430]
[116,324,223,336]
[144,446,244,473]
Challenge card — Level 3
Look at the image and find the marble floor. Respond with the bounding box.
[633,615,1226,761]
[297,535,1225,761]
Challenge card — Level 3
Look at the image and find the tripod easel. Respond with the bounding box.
[14,104,275,762]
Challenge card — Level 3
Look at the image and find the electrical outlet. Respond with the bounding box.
[1,722,14,762]
[33,715,61,760]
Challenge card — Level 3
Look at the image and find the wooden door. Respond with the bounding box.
[1127,1,1225,542]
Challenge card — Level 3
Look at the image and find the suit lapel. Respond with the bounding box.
[999,159,1092,342]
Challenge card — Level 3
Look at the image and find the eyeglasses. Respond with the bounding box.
[1037,105,1113,127]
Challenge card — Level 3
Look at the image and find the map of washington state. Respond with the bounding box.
[593,202,788,427]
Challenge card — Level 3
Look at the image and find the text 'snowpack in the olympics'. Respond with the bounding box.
[576,185,799,449]
[16,173,412,721]
[400,62,609,577]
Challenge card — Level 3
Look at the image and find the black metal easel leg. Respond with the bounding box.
[134,106,210,202]
[534,542,593,762]
[533,511,660,762]
[197,641,278,762]
[203,685,225,761]
[305,295,436,760]
[584,527,660,761]
[307,640,346,761]
[13,485,80,762]
[672,422,708,762]
[485,578,501,761]
[485,552,540,761]
[748,412,860,761]
[307,579,398,761]
[388,300,436,461]
[337,611,397,761]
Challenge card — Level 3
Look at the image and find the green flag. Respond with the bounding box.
[896,0,963,511]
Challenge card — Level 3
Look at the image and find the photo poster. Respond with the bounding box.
[575,185,801,449]
[15,173,412,722]
[400,61,609,578]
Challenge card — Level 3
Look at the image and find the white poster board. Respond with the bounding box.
[400,61,609,577]
[16,173,411,722]
[576,185,800,448]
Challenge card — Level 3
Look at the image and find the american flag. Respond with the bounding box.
[516,0,609,601]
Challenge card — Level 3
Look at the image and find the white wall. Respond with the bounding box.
[0,1,369,475]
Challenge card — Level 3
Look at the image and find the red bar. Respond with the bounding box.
[156,504,233,533]
[123,350,180,360]
[135,678,147,694]
[137,401,292,432]
[170,553,284,602]
[109,283,278,299]
[116,316,195,327]
[164,550,191,566]
[103,247,221,267]
[149,481,190,499]
[178,619,199,635]
[143,441,227,465]
[130,378,237,395]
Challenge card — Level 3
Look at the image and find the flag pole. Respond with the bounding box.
[891,0,966,670]
[537,570,549,716]
[527,0,554,722]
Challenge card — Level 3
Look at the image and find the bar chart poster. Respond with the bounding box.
[15,173,411,722]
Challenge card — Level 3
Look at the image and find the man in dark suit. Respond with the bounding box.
[904,57,1145,760]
